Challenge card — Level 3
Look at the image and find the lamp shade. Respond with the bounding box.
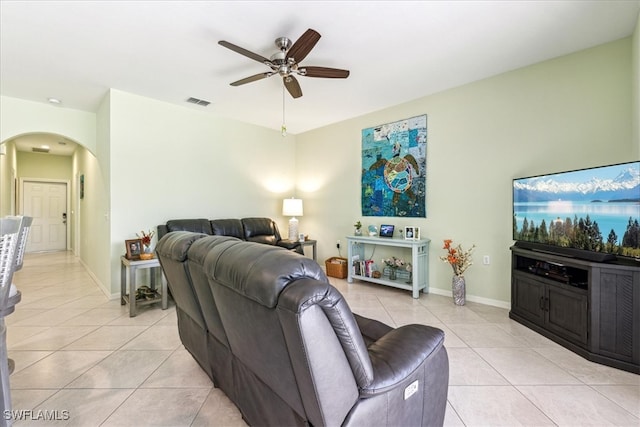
[282,198,303,217]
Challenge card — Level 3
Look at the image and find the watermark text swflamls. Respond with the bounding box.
[3,409,70,421]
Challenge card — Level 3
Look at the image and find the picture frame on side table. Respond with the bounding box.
[379,224,395,238]
[404,226,415,240]
[125,239,142,260]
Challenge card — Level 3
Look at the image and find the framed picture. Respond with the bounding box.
[379,224,395,237]
[404,226,417,240]
[125,238,142,260]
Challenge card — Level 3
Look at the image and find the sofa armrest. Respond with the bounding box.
[353,313,393,346]
[157,224,169,240]
[360,324,444,397]
[277,239,302,251]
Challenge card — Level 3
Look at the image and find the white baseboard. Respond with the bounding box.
[428,287,511,310]
[78,257,119,300]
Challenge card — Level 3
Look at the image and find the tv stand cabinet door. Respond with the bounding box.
[592,268,640,366]
[512,273,545,326]
[546,285,588,346]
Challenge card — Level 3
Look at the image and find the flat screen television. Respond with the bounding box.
[513,161,640,263]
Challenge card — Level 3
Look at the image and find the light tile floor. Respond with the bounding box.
[5,251,640,426]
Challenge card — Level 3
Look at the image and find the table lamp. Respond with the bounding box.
[282,198,303,241]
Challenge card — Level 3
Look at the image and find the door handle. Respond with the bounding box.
[62,212,67,225]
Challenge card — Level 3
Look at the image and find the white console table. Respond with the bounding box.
[346,235,430,298]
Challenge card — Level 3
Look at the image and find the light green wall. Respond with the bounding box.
[82,91,112,294]
[0,141,17,216]
[633,11,640,157]
[0,95,112,294]
[74,137,111,295]
[17,151,73,181]
[1,34,637,306]
[0,97,97,153]
[106,90,297,296]
[0,90,298,298]
[296,38,635,307]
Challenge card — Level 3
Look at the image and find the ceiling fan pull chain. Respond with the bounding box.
[281,84,287,137]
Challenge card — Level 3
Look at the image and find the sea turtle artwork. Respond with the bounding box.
[370,141,419,203]
[361,115,427,217]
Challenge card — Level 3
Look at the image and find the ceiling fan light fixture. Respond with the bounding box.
[279,65,289,77]
[270,50,286,63]
[219,28,349,100]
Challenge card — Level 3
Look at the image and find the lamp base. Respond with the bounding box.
[288,217,299,242]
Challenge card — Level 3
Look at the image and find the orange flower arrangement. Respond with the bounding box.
[440,239,475,276]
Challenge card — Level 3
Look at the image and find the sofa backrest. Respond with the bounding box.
[155,231,208,331]
[276,280,373,425]
[186,235,238,349]
[201,237,370,425]
[210,219,244,240]
[155,231,211,375]
[158,218,284,245]
[163,219,213,237]
[185,235,240,393]
[241,217,282,245]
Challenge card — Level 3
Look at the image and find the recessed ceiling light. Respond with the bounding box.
[48,97,61,104]
[41,145,50,149]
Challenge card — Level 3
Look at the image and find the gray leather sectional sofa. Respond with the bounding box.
[155,231,449,426]
[157,217,303,254]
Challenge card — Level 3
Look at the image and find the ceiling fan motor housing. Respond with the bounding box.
[274,37,292,52]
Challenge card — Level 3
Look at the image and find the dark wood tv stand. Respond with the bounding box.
[510,246,639,374]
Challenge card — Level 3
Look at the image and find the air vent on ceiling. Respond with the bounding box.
[32,147,50,153]
[186,97,211,107]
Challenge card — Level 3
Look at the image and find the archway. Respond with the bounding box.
[0,132,91,255]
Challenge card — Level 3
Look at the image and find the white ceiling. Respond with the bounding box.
[1,0,639,144]
[8,133,79,157]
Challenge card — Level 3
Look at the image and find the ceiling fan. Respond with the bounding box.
[218,28,350,99]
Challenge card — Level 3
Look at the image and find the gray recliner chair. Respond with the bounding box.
[156,232,449,426]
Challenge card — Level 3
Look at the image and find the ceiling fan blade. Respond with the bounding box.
[230,72,273,86]
[286,29,321,63]
[284,75,303,99]
[218,40,271,64]
[301,66,350,79]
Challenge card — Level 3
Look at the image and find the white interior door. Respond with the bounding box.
[23,181,68,252]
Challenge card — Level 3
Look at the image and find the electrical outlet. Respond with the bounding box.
[483,255,490,265]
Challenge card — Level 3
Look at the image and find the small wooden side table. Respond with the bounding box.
[120,256,168,317]
[299,239,317,260]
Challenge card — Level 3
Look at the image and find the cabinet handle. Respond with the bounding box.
[539,296,545,310]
